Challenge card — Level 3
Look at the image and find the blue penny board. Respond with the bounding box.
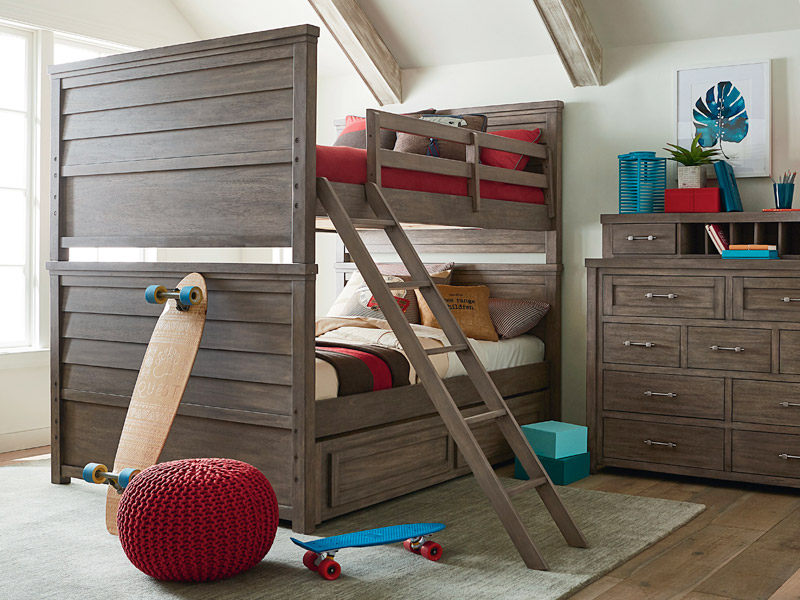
[291,523,445,554]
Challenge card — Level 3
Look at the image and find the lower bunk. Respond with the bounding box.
[48,262,558,532]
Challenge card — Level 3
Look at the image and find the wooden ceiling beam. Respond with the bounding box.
[533,0,602,87]
[308,0,402,105]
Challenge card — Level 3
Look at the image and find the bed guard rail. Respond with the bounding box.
[364,109,553,218]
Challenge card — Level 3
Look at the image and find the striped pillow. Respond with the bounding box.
[488,298,550,339]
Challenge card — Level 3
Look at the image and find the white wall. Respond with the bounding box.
[316,28,800,424]
[0,2,198,453]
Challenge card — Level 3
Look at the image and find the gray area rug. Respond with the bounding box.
[0,460,703,599]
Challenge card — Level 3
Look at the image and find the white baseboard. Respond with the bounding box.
[0,428,50,454]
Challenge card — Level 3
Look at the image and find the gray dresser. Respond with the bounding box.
[587,212,800,486]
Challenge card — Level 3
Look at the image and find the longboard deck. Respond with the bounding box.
[291,523,445,553]
[105,273,207,534]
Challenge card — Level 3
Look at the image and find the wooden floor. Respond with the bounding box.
[3,448,800,598]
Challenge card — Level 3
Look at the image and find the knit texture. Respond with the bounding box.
[117,458,278,582]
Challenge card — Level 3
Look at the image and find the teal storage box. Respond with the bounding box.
[520,420,587,459]
[515,452,590,486]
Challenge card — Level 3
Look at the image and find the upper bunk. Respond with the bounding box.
[47,24,562,265]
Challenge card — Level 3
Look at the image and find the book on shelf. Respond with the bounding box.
[721,249,779,259]
[714,161,743,212]
[705,224,729,254]
[729,244,777,251]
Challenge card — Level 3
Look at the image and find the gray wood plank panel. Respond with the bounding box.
[61,339,292,385]
[62,286,292,324]
[62,364,292,414]
[64,165,292,244]
[60,275,293,293]
[62,120,291,167]
[62,57,293,114]
[62,89,293,140]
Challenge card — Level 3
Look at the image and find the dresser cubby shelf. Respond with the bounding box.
[601,212,800,259]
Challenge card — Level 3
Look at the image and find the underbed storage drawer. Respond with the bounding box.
[733,380,800,426]
[687,326,772,372]
[735,277,800,322]
[603,417,724,470]
[732,430,800,479]
[611,224,676,255]
[603,275,724,319]
[603,370,724,420]
[603,323,680,367]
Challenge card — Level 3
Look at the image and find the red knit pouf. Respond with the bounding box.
[117,458,279,582]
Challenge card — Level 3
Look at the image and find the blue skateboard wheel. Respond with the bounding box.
[83,463,108,484]
[118,468,140,489]
[179,285,202,306]
[145,285,167,304]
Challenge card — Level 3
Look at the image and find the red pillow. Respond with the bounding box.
[480,129,541,171]
[341,115,366,134]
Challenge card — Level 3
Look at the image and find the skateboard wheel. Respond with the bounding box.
[83,463,108,484]
[403,539,421,554]
[118,468,141,489]
[318,558,340,581]
[420,541,442,561]
[145,285,168,304]
[302,550,319,572]
[179,285,202,306]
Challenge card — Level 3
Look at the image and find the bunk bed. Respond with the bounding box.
[47,25,565,535]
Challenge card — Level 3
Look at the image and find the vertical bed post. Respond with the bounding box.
[290,33,319,533]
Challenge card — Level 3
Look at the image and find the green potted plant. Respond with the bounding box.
[663,134,721,189]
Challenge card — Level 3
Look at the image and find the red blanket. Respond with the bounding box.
[316,145,545,205]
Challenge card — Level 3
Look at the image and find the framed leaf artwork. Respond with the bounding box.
[676,60,771,178]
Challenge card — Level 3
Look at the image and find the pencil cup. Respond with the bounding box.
[774,183,794,209]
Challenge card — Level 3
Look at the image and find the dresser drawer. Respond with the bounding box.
[733,380,800,426]
[779,330,800,374]
[604,371,724,420]
[735,277,800,322]
[687,326,772,372]
[603,323,680,367]
[733,430,800,479]
[604,418,724,470]
[611,224,676,255]
[603,275,724,319]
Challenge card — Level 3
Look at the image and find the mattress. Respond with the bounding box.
[314,318,545,400]
[316,145,545,205]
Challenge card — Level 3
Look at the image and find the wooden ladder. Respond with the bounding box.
[317,178,588,570]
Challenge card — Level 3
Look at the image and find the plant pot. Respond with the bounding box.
[678,165,707,189]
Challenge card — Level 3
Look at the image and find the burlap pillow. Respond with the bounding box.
[417,284,498,342]
[393,114,487,162]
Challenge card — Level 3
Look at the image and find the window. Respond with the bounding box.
[0,25,33,349]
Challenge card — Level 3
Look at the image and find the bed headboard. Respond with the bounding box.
[335,101,563,263]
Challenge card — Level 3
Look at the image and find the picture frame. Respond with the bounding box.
[675,59,771,178]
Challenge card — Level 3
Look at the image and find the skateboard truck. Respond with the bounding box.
[145,284,203,312]
[82,463,141,494]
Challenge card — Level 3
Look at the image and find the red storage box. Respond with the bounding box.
[665,188,721,212]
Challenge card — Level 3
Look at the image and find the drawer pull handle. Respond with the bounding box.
[644,439,677,448]
[644,391,677,398]
[624,340,655,348]
[779,401,800,408]
[645,293,678,299]
[626,235,657,241]
[782,297,800,303]
[709,345,744,352]
[779,453,800,460]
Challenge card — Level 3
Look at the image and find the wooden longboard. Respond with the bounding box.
[105,273,207,534]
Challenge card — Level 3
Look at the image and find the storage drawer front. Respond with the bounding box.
[687,326,771,372]
[603,323,680,367]
[611,224,676,255]
[733,379,800,426]
[603,371,724,420]
[780,330,800,375]
[604,276,724,319]
[604,418,724,470]
[736,277,800,322]
[733,430,800,479]
[328,426,451,508]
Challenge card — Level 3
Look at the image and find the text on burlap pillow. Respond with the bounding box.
[416,284,498,342]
